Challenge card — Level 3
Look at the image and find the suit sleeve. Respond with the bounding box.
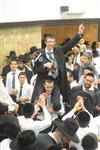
[33,59,49,75]
[62,34,83,54]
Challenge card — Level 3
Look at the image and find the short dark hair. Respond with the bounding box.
[22,103,34,118]
[18,72,26,78]
[85,73,94,78]
[82,133,98,150]
[43,75,55,84]
[44,34,56,42]
[83,66,93,72]
[4,115,20,139]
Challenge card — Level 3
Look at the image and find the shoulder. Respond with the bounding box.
[72,85,82,90]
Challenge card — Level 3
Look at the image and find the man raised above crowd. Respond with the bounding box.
[31,24,85,104]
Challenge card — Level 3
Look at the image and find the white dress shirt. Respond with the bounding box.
[0,138,11,150]
[94,115,100,138]
[16,82,33,102]
[6,69,20,93]
[17,106,52,136]
[0,81,15,106]
[0,80,16,111]
[62,109,98,150]
[34,95,65,121]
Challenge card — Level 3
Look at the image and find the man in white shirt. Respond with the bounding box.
[17,94,52,136]
[17,72,33,103]
[16,72,33,115]
[6,59,20,102]
[62,96,98,150]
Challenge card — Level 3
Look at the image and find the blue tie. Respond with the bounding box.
[19,86,22,97]
[12,73,15,89]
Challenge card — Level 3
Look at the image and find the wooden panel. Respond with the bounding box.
[42,24,98,45]
[0,25,41,73]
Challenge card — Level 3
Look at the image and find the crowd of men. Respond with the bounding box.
[0,24,100,150]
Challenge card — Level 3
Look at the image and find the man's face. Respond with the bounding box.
[72,47,79,55]
[45,38,56,51]
[80,56,89,64]
[60,133,70,148]
[84,76,94,89]
[43,81,54,95]
[10,61,18,72]
[18,62,24,70]
[18,75,26,85]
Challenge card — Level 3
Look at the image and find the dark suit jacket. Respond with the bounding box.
[1,64,11,86]
[24,67,33,84]
[32,34,82,103]
[34,133,60,150]
[71,85,100,115]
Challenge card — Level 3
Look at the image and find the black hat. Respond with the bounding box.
[29,46,37,54]
[10,130,36,150]
[6,51,17,59]
[17,55,25,63]
[55,118,79,143]
[69,91,94,115]
[77,111,90,127]
[22,103,34,118]
[23,53,32,63]
[81,133,98,150]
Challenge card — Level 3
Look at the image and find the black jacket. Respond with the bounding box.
[32,34,82,103]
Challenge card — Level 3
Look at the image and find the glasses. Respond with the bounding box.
[85,79,94,83]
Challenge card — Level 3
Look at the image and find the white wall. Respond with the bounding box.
[0,0,100,23]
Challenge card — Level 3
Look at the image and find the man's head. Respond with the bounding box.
[43,76,55,95]
[10,59,18,72]
[22,103,34,118]
[44,34,56,51]
[84,73,94,89]
[54,118,79,147]
[80,52,92,64]
[17,55,25,70]
[77,111,90,128]
[10,130,36,150]
[83,67,93,77]
[81,133,98,150]
[18,72,26,85]
[3,115,20,140]
[72,45,80,55]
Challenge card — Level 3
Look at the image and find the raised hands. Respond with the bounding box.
[73,96,84,112]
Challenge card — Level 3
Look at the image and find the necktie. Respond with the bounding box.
[12,73,15,89]
[84,88,89,93]
[19,86,22,97]
[47,52,58,78]
[47,52,54,61]
[57,142,61,150]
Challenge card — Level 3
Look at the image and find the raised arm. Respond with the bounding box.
[63,24,85,54]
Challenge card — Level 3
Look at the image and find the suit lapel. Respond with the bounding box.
[53,48,60,69]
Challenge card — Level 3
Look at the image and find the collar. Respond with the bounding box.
[45,47,53,54]
[83,85,94,91]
